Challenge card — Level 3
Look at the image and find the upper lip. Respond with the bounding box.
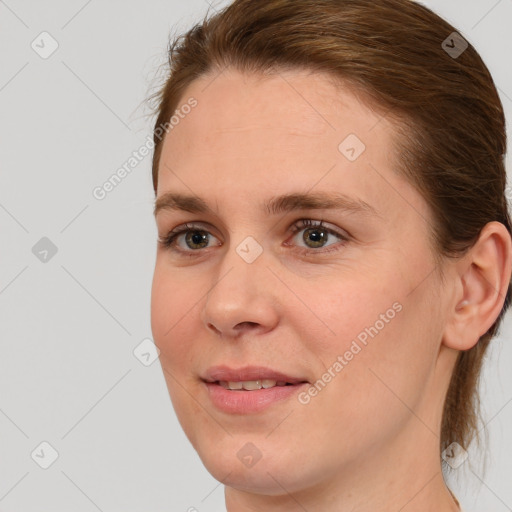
[202,365,309,384]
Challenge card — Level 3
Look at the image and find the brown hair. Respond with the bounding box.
[148,0,511,457]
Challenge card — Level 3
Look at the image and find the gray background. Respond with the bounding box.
[0,0,511,511]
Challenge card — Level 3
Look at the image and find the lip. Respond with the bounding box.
[203,381,309,414]
[201,365,310,414]
[202,365,309,384]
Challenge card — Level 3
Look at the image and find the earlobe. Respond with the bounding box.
[443,221,512,351]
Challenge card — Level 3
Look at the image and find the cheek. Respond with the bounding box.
[296,269,407,358]
[150,266,208,443]
[150,265,197,369]
[298,274,439,415]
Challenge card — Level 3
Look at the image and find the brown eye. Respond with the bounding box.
[183,230,210,250]
[158,223,220,254]
[302,226,330,248]
[288,219,349,254]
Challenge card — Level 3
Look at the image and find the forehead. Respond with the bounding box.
[165,68,387,151]
[155,68,430,229]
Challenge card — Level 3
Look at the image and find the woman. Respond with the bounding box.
[148,0,511,510]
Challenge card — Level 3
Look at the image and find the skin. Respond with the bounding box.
[150,68,511,511]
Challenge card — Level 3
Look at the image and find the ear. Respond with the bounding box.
[443,221,512,351]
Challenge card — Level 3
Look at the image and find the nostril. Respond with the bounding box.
[207,322,222,335]
[236,321,259,329]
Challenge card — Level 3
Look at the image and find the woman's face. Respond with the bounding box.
[151,69,454,497]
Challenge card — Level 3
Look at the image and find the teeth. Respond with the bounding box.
[242,380,264,391]
[218,379,282,390]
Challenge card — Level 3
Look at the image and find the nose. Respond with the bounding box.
[200,242,280,340]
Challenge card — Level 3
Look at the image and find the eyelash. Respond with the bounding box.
[157,219,349,257]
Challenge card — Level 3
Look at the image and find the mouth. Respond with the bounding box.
[211,379,305,390]
[203,380,309,414]
[202,365,309,387]
[201,366,310,413]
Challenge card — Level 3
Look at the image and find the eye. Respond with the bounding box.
[286,219,348,254]
[157,219,349,257]
[158,223,220,255]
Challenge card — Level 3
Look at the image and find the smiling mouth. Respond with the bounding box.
[214,379,304,390]
[203,378,309,414]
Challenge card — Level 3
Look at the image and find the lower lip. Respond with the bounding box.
[203,382,309,414]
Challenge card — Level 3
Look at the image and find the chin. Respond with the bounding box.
[196,439,314,496]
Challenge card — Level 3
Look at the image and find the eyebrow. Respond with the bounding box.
[153,191,379,218]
